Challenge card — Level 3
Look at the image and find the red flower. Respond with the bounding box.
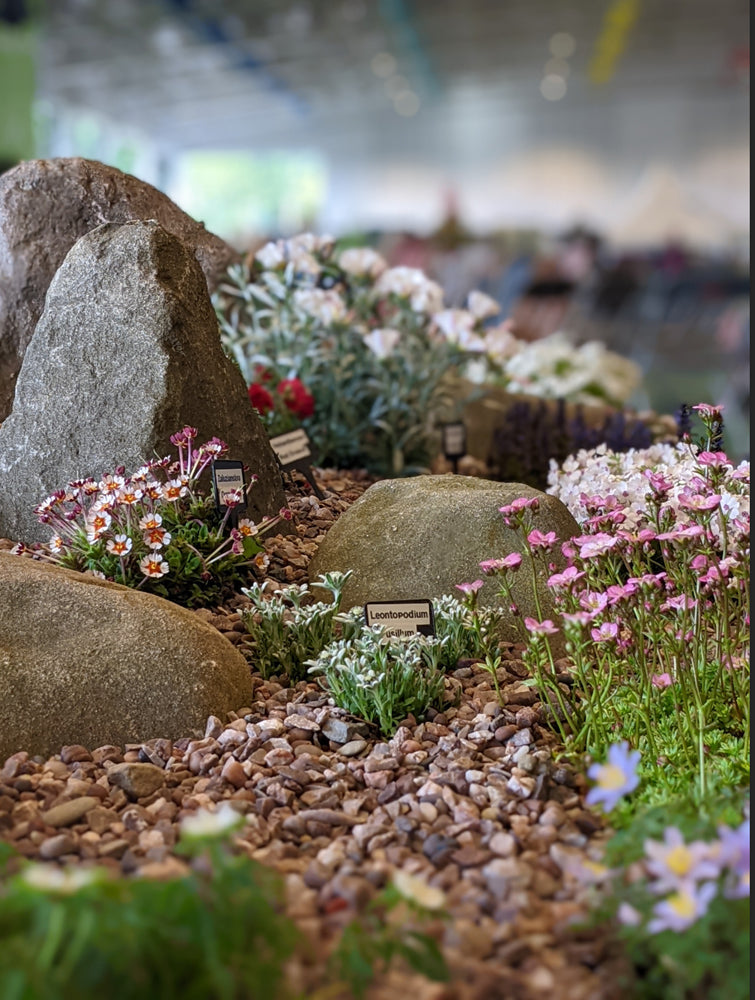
[253,364,274,383]
[277,378,315,419]
[248,383,274,414]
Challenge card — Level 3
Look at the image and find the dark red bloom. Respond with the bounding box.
[253,364,274,383]
[277,378,315,419]
[248,383,274,414]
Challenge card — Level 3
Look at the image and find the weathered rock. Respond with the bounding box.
[0,220,286,544]
[41,797,100,828]
[308,476,579,645]
[0,157,240,419]
[107,763,165,801]
[0,553,254,759]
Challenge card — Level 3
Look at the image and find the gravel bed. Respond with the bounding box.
[0,468,628,999]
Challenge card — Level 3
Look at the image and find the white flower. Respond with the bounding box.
[255,240,286,270]
[393,869,447,910]
[339,246,387,279]
[293,288,347,325]
[180,802,245,839]
[467,289,500,320]
[363,327,400,359]
[49,534,64,553]
[432,309,486,351]
[483,321,523,363]
[21,864,103,894]
[374,266,444,314]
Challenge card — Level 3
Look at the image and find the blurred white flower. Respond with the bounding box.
[433,309,486,351]
[180,802,245,839]
[339,246,387,279]
[21,864,103,894]
[467,289,500,321]
[393,869,447,910]
[363,327,400,358]
[293,288,347,325]
[374,266,444,314]
[482,321,523,363]
[255,241,286,270]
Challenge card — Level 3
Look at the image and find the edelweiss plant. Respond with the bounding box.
[239,572,352,681]
[16,428,290,608]
[307,626,449,735]
[214,236,488,475]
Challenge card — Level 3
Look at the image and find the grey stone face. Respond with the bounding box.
[308,475,581,646]
[0,554,253,760]
[0,220,286,544]
[0,156,240,419]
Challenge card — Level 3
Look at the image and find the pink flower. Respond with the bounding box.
[527,529,557,549]
[547,566,585,588]
[479,553,522,573]
[656,524,705,541]
[591,621,619,642]
[677,492,721,512]
[456,580,484,596]
[560,611,594,627]
[652,673,674,689]
[499,497,539,517]
[574,533,620,559]
[661,594,697,613]
[580,591,609,613]
[692,403,724,418]
[697,451,730,469]
[523,617,560,636]
[643,470,674,495]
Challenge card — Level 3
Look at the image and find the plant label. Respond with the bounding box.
[211,460,247,512]
[441,422,467,459]
[270,428,312,467]
[364,600,435,638]
[269,427,323,499]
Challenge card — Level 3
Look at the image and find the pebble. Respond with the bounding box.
[0,470,621,1000]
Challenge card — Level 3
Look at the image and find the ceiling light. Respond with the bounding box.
[384,74,410,98]
[549,32,576,59]
[544,57,570,78]
[394,91,420,116]
[540,74,567,101]
[371,52,398,77]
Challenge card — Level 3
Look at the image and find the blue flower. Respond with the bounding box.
[585,741,641,813]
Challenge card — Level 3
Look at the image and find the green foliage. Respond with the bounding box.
[307,628,449,736]
[0,821,449,1000]
[240,572,352,682]
[213,244,474,476]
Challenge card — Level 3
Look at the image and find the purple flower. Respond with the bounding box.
[647,881,718,933]
[697,451,730,469]
[585,741,641,813]
[523,617,560,636]
[644,827,721,893]
[717,819,750,898]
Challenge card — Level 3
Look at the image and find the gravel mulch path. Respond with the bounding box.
[0,468,629,999]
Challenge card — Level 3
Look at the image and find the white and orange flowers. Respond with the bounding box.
[85,510,112,543]
[106,534,133,557]
[139,553,169,578]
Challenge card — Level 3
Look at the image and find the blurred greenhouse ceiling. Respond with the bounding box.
[37,0,748,161]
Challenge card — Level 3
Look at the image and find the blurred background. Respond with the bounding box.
[1,0,749,455]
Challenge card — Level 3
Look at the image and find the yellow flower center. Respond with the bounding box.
[666,845,693,876]
[667,890,696,919]
[597,764,626,790]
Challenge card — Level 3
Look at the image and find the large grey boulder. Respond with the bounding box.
[0,220,286,544]
[0,553,252,760]
[308,476,580,645]
[0,157,240,418]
